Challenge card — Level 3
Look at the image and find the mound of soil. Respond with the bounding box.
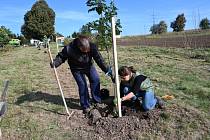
[58,102,210,140]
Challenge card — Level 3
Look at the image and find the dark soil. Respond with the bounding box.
[56,102,209,140]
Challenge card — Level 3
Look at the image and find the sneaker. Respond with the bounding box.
[156,96,165,109]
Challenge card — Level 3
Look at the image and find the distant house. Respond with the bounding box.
[30,39,40,46]
[30,39,43,47]
[56,36,64,46]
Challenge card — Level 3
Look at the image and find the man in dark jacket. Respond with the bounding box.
[50,35,112,114]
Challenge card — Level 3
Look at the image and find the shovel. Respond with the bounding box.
[0,80,9,117]
[47,41,73,119]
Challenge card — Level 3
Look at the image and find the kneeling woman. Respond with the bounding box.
[118,66,164,111]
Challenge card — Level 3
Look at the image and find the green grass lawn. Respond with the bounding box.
[0,45,209,139]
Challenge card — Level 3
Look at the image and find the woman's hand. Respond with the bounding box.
[123,92,135,101]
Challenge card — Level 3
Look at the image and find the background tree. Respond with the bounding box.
[21,0,55,40]
[86,0,122,50]
[17,35,28,45]
[170,13,186,32]
[80,24,92,37]
[199,18,210,30]
[150,24,159,34]
[150,21,167,34]
[71,32,79,38]
[0,26,12,46]
[158,21,167,34]
[56,32,64,37]
[86,0,106,15]
[63,37,72,46]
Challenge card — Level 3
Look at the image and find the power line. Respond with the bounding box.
[198,8,201,27]
[152,9,156,26]
[192,10,197,29]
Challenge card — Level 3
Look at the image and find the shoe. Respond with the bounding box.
[83,108,91,114]
[156,96,165,109]
[93,102,101,109]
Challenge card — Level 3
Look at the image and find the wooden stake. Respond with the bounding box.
[111,17,122,117]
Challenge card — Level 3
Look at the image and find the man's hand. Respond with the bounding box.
[111,76,115,83]
[50,59,61,68]
[106,66,116,83]
[50,61,55,68]
[49,56,63,68]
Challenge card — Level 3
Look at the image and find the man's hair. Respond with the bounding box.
[118,66,136,76]
[74,35,90,52]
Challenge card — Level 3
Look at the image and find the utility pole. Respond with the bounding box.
[152,9,156,26]
[152,9,156,36]
[192,10,197,29]
[198,8,201,28]
[144,25,146,35]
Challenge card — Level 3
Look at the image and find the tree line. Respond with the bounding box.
[150,13,210,34]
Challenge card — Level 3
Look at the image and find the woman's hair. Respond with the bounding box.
[74,35,90,52]
[118,66,136,76]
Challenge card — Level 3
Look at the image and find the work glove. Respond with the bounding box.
[111,76,115,83]
[106,66,115,83]
[50,61,57,68]
[50,58,62,68]
[105,66,113,77]
[50,60,60,68]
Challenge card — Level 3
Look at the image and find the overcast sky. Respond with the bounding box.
[0,0,210,37]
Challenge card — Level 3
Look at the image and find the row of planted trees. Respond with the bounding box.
[150,13,210,34]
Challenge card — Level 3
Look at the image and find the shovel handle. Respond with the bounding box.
[47,43,71,117]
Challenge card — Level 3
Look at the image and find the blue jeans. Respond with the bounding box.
[122,86,157,111]
[71,66,101,109]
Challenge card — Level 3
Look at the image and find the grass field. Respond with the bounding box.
[0,44,209,139]
[115,46,210,112]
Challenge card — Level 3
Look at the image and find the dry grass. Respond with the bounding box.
[0,44,209,139]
